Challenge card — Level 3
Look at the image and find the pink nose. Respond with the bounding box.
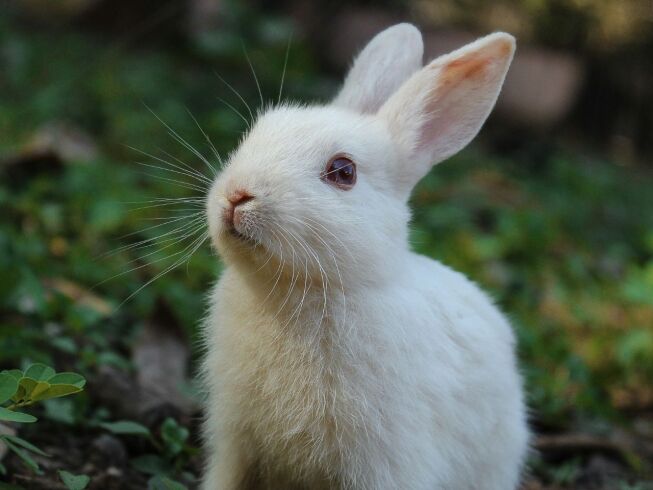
[224,190,254,227]
[227,189,254,207]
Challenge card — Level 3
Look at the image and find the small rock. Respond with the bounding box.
[498,46,584,127]
[133,300,195,415]
[27,122,98,163]
[92,434,128,467]
[188,0,222,35]
[91,365,141,419]
[106,466,123,477]
[581,454,626,486]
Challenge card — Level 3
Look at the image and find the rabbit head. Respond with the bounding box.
[207,24,515,287]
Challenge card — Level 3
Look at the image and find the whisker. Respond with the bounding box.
[102,213,205,258]
[259,229,287,309]
[216,96,251,132]
[123,204,203,215]
[302,216,358,263]
[156,146,215,183]
[286,250,310,330]
[123,197,205,205]
[126,145,213,185]
[245,240,276,278]
[184,106,221,174]
[282,226,329,327]
[118,220,207,268]
[136,161,213,186]
[107,217,202,280]
[142,210,205,220]
[143,104,215,174]
[139,171,208,193]
[126,201,204,213]
[242,45,264,109]
[214,71,255,124]
[119,231,209,306]
[117,211,204,240]
[271,231,299,323]
[302,221,347,328]
[278,32,293,105]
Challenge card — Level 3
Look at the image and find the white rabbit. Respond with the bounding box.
[201,23,529,490]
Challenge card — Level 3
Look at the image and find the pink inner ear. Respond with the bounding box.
[417,49,503,152]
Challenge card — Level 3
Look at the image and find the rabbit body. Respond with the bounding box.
[201,24,529,490]
[201,255,527,490]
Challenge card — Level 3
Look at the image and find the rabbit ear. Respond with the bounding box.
[332,23,423,114]
[378,32,515,194]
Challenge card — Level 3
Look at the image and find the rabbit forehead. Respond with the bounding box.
[232,105,387,171]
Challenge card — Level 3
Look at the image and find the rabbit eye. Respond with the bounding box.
[322,156,356,190]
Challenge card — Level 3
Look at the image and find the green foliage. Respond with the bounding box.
[0,409,35,424]
[58,470,90,490]
[0,435,44,475]
[160,417,190,458]
[129,418,194,487]
[147,475,187,490]
[0,481,25,489]
[0,375,19,406]
[99,420,151,437]
[131,454,170,476]
[619,483,653,490]
[0,364,85,474]
[0,364,86,422]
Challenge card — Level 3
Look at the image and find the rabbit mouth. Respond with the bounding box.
[226,224,261,248]
[228,225,252,242]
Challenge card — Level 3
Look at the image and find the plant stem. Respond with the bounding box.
[6,401,34,411]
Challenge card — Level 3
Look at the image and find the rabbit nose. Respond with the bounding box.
[224,190,254,227]
[227,189,254,207]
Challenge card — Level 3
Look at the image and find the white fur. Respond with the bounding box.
[201,25,529,490]
[333,23,423,114]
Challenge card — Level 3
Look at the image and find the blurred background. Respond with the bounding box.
[1,0,652,488]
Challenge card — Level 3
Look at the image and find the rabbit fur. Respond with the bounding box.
[201,23,529,490]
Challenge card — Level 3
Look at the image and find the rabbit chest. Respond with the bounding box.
[233,317,390,464]
[210,277,406,475]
